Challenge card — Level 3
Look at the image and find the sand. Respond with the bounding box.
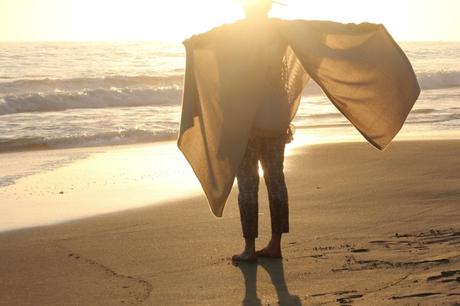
[0,139,459,305]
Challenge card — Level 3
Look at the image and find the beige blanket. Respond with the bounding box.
[178,19,420,217]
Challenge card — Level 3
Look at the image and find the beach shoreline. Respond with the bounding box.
[1,128,460,233]
[1,138,459,305]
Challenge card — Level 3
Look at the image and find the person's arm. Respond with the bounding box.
[182,22,238,48]
[182,33,206,49]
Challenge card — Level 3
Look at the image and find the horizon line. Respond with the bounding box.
[1,39,460,44]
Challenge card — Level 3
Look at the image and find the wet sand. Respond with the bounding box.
[0,139,459,305]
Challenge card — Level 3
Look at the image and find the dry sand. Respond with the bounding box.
[0,140,459,305]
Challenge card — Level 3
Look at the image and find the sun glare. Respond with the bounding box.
[0,0,459,41]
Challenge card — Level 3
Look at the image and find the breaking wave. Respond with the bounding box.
[0,128,178,152]
[417,70,460,90]
[0,75,184,95]
[1,69,459,117]
[0,87,182,116]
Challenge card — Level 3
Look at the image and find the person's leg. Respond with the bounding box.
[233,136,261,262]
[257,135,289,258]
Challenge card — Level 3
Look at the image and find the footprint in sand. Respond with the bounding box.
[427,269,460,283]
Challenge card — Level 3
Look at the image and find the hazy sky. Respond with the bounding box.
[1,0,459,42]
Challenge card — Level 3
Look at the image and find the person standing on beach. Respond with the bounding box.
[183,0,291,263]
[179,0,420,265]
[231,0,292,263]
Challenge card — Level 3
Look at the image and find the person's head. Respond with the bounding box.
[243,0,272,20]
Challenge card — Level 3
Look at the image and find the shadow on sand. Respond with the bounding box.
[234,258,302,306]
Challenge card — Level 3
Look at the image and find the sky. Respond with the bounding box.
[0,0,459,42]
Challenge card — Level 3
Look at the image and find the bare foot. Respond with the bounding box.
[232,250,257,263]
[255,247,282,259]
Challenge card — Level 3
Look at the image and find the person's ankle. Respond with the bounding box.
[268,235,281,249]
[244,238,256,253]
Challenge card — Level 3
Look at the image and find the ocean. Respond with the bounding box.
[0,41,459,152]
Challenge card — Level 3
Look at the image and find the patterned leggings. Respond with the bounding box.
[236,134,289,239]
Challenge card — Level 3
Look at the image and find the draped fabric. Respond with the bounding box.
[178,19,420,217]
